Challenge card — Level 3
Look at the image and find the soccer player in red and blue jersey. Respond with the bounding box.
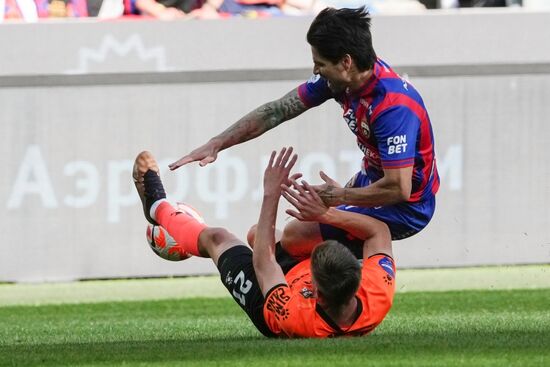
[170,7,439,260]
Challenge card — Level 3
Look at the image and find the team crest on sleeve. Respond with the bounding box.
[378,257,395,278]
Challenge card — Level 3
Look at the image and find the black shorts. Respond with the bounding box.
[217,245,276,337]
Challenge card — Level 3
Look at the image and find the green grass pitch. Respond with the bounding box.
[1,269,549,366]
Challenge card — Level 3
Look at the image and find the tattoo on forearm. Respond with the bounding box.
[220,113,265,147]
[262,90,307,129]
[318,185,338,207]
[218,89,307,147]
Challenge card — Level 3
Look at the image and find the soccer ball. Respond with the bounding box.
[146,224,192,261]
[145,202,204,261]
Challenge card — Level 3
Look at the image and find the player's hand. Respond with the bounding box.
[308,171,343,207]
[263,147,298,197]
[282,179,329,222]
[169,139,222,170]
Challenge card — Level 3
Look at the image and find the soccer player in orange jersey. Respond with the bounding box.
[133,147,395,338]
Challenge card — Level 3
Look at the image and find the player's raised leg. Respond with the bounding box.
[133,151,247,264]
[133,151,276,337]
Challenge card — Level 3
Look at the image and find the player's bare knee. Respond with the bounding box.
[280,228,297,251]
[280,230,307,259]
[281,220,302,243]
[246,224,258,247]
[375,222,391,241]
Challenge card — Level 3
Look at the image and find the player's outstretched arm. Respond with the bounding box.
[306,167,413,207]
[169,88,309,170]
[253,147,298,296]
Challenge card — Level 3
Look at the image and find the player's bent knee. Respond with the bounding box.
[280,221,322,258]
[200,227,238,248]
[364,221,392,257]
[281,220,303,242]
[371,220,391,241]
[282,220,320,242]
[246,224,258,247]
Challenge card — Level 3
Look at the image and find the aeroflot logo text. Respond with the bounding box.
[5,145,462,222]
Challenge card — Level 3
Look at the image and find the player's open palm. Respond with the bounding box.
[263,147,298,197]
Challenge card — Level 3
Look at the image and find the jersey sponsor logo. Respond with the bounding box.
[266,286,291,321]
[343,109,358,133]
[358,142,380,162]
[358,142,368,155]
[289,273,310,287]
[378,257,395,278]
[387,135,408,155]
[300,287,314,299]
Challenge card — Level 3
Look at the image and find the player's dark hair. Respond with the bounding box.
[311,240,361,314]
[307,7,376,72]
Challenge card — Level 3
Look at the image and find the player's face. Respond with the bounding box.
[311,47,349,93]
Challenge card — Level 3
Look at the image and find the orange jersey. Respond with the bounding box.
[263,254,395,338]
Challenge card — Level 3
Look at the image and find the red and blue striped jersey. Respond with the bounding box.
[297,58,439,202]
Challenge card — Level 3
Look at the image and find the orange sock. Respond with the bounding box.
[154,201,207,257]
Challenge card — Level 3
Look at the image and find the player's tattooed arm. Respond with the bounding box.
[217,88,309,149]
[261,88,309,129]
[169,88,308,169]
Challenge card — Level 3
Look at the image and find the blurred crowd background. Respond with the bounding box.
[1,0,548,22]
